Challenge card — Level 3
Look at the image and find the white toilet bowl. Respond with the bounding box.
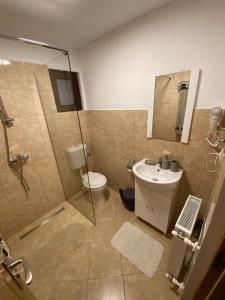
[82,171,107,206]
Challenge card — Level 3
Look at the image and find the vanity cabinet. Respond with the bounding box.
[135,178,178,234]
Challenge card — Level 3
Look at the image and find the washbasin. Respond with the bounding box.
[132,159,183,191]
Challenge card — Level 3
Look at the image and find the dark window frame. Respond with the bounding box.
[49,69,83,112]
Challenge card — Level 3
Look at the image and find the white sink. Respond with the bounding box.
[133,159,183,191]
[133,159,183,233]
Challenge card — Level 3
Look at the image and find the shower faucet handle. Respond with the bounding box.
[17,154,29,161]
[10,154,29,163]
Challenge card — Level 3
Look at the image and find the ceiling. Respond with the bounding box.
[0,0,174,49]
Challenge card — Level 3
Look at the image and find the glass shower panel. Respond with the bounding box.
[0,37,95,300]
[34,52,96,224]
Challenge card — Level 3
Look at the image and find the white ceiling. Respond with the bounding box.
[0,0,174,49]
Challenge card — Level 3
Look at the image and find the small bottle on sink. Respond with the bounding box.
[161,151,170,170]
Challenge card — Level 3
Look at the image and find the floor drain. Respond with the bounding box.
[19,207,65,240]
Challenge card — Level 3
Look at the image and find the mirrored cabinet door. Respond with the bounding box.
[147,69,200,144]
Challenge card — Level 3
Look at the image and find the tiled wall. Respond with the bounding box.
[153,70,191,142]
[34,66,92,201]
[0,62,65,238]
[87,109,221,219]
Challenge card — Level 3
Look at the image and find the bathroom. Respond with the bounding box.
[0,0,225,299]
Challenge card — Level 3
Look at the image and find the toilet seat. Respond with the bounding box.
[82,172,107,189]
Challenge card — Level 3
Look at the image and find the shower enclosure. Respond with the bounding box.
[34,51,96,225]
[0,35,96,298]
[0,35,95,230]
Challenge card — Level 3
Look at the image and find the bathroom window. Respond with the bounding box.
[49,69,83,112]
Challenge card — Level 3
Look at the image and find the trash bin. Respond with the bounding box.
[119,188,135,212]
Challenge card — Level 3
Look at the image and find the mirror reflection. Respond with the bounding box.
[152,70,191,142]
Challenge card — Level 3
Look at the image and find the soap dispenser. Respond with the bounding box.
[161,151,170,170]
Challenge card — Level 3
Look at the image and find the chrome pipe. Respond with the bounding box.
[0,96,30,191]
[2,120,11,165]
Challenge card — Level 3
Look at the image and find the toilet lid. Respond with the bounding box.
[82,172,106,187]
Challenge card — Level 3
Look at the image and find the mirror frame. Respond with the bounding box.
[147,68,200,143]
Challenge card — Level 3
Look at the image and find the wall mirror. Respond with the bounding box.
[147,68,200,143]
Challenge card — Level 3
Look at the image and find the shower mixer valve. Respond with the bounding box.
[10,154,29,164]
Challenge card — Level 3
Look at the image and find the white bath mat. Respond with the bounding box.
[111,221,164,277]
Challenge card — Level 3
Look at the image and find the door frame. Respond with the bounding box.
[181,171,225,300]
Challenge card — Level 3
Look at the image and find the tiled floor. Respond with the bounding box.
[7,188,179,300]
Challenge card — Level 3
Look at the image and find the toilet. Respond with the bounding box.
[82,171,107,205]
[66,144,107,206]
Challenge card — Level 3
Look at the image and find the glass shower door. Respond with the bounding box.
[0,35,95,300]
[34,51,96,224]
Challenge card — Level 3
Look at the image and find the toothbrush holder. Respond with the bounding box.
[170,160,180,172]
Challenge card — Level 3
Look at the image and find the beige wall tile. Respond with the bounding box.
[16,90,43,117]
[189,109,209,142]
[0,65,10,90]
[180,167,202,194]
[38,90,57,115]
[134,110,147,135]
[182,141,209,170]
[34,65,53,91]
[5,62,37,91]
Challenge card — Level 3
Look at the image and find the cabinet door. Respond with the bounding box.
[135,180,150,223]
[149,189,171,233]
